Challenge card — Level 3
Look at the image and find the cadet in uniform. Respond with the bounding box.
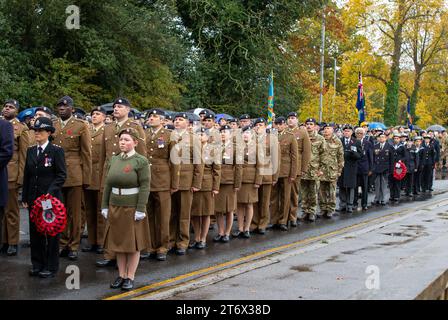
[190,128,221,249]
[413,136,424,194]
[389,133,406,202]
[145,108,178,261]
[239,114,252,129]
[53,96,92,260]
[270,117,297,230]
[82,106,107,254]
[421,135,436,193]
[214,125,242,241]
[252,118,279,233]
[237,126,262,237]
[102,128,150,291]
[286,112,311,226]
[403,136,419,198]
[319,123,344,218]
[97,97,146,267]
[169,113,204,255]
[1,99,29,255]
[300,118,325,221]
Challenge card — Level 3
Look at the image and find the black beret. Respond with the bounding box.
[204,112,215,120]
[220,124,232,131]
[164,124,175,130]
[274,116,286,125]
[322,122,335,129]
[113,97,131,108]
[253,118,266,125]
[305,118,317,124]
[147,108,166,117]
[35,106,53,116]
[343,125,353,131]
[239,114,251,120]
[228,118,237,123]
[174,112,188,119]
[4,99,19,109]
[91,106,107,116]
[241,125,253,132]
[56,96,74,107]
[287,112,298,118]
[196,127,208,134]
[199,109,208,115]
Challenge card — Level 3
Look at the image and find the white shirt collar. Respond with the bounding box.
[121,149,136,158]
[38,140,50,154]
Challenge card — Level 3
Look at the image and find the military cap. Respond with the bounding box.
[33,117,55,133]
[220,124,232,131]
[305,118,317,124]
[377,131,387,136]
[274,116,286,125]
[239,114,251,120]
[199,109,208,115]
[393,133,402,138]
[413,136,423,141]
[322,122,335,129]
[113,97,131,108]
[91,106,107,116]
[253,118,266,125]
[204,112,215,120]
[287,112,298,118]
[342,124,353,131]
[4,99,19,109]
[228,118,237,123]
[165,113,174,121]
[56,96,74,107]
[174,112,188,119]
[196,127,208,134]
[147,108,165,117]
[118,127,141,140]
[35,106,53,116]
[241,125,253,132]
[423,135,431,139]
[164,124,175,130]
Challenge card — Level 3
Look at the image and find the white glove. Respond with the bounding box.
[101,209,108,219]
[135,211,146,221]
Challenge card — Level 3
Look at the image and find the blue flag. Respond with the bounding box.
[356,72,365,123]
[406,98,413,130]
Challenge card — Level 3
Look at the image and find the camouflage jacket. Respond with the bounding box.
[301,130,326,180]
[320,134,344,182]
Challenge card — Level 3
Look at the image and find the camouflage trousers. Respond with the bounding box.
[318,180,337,215]
[300,179,318,218]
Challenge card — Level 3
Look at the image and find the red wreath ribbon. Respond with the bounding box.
[30,194,67,236]
[393,160,407,181]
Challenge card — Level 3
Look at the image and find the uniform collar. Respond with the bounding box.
[116,118,129,128]
[38,140,50,153]
[61,116,73,127]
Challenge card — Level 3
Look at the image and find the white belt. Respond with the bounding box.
[112,187,140,195]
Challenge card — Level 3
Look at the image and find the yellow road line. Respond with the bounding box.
[105,198,446,300]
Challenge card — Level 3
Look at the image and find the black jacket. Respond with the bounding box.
[404,145,419,173]
[372,142,394,174]
[421,142,436,166]
[22,143,67,206]
[338,137,362,188]
[0,120,14,207]
[357,137,374,175]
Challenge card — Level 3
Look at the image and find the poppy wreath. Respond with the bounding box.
[30,194,67,236]
[393,160,407,181]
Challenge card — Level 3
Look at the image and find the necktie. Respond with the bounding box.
[38,146,43,157]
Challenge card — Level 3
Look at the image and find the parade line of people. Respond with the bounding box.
[0,96,447,291]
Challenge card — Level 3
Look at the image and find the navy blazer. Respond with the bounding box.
[357,137,374,175]
[0,120,14,207]
[372,142,394,174]
[22,143,67,206]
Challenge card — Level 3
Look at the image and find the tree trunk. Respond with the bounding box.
[409,65,422,123]
[384,26,403,126]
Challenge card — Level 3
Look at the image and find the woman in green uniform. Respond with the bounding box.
[101,128,151,291]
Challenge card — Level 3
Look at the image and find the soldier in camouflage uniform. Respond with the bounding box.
[300,118,326,221]
[318,123,344,218]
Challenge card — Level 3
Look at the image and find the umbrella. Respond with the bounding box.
[426,124,446,132]
[216,113,233,122]
[368,122,386,130]
[17,107,37,122]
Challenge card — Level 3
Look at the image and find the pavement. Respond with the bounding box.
[1,179,448,300]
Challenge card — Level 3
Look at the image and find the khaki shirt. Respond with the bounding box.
[7,118,30,187]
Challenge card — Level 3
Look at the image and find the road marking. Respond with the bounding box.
[104,197,448,300]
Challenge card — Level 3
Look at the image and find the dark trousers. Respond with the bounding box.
[354,174,369,208]
[422,165,433,192]
[0,206,4,246]
[414,170,422,193]
[389,177,401,200]
[339,187,355,210]
[404,172,414,196]
[29,209,60,272]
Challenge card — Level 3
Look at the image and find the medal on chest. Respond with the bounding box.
[44,155,52,167]
[157,137,165,149]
